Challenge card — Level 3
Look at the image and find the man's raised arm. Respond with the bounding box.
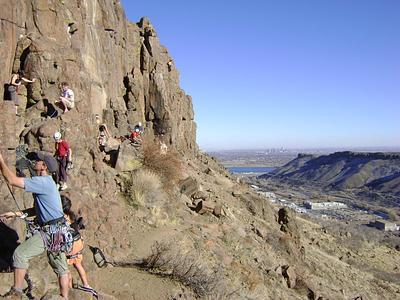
[0,152,25,188]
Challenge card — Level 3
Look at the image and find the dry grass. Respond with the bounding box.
[123,169,165,208]
[140,242,220,297]
[141,137,183,186]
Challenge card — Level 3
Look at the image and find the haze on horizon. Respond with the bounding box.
[122,0,400,151]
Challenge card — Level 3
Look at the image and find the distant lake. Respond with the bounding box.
[227,167,275,174]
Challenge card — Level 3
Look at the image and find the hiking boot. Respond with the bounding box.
[1,287,23,299]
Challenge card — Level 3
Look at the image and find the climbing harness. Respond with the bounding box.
[66,251,83,260]
[39,219,74,253]
[3,178,74,253]
[24,218,40,239]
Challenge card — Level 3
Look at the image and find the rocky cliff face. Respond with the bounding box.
[1,1,198,296]
[0,0,196,154]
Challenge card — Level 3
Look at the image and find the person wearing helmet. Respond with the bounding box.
[134,122,144,135]
[54,132,71,190]
[129,128,142,145]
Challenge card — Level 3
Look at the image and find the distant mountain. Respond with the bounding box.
[261,151,400,195]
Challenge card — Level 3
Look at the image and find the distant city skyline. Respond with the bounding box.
[121,0,400,151]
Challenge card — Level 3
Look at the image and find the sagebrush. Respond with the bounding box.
[141,242,220,297]
[123,169,165,208]
[141,137,182,185]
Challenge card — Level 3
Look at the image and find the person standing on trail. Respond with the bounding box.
[0,151,70,299]
[61,196,98,298]
[8,70,36,116]
[54,132,71,191]
[56,82,74,114]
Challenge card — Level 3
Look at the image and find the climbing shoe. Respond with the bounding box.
[1,287,23,299]
[73,284,98,299]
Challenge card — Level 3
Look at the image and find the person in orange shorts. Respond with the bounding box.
[61,195,98,298]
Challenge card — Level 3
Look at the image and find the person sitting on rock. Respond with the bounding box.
[159,135,168,155]
[98,124,111,149]
[54,132,71,190]
[56,82,74,114]
[8,70,36,116]
[61,195,98,298]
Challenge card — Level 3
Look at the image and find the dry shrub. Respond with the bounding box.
[141,137,182,185]
[124,169,165,208]
[140,242,220,297]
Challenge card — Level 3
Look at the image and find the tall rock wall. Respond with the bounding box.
[0,0,198,277]
[0,0,197,153]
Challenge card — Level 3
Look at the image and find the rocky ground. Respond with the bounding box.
[3,151,400,299]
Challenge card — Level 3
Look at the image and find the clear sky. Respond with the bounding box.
[121,0,400,151]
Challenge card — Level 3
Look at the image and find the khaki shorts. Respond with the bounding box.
[64,99,75,109]
[13,232,69,276]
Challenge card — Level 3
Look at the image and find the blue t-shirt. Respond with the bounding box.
[24,176,63,224]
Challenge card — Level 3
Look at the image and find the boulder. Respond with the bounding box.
[179,176,199,197]
[280,265,297,288]
[194,200,215,214]
[114,141,142,172]
[191,190,208,200]
[251,223,267,239]
[0,102,16,149]
[232,190,242,197]
[212,204,223,218]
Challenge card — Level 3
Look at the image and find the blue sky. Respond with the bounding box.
[121,0,400,150]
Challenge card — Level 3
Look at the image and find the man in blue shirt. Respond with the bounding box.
[0,151,69,299]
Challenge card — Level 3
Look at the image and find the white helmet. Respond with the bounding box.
[54,131,62,140]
